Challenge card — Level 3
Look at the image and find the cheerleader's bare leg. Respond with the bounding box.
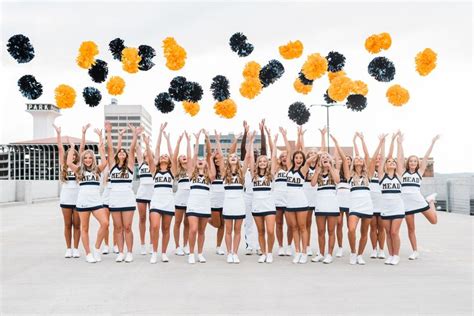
[161,214,173,254]
[348,215,359,254]
[92,208,109,250]
[137,202,148,246]
[183,216,189,248]
[327,216,338,255]
[357,218,371,255]
[336,212,344,249]
[197,218,207,254]
[111,212,124,253]
[265,215,276,253]
[61,208,73,249]
[390,219,403,256]
[188,216,198,254]
[286,213,299,252]
[377,216,385,251]
[316,216,326,255]
[405,214,417,252]
[369,216,378,250]
[174,209,185,249]
[422,202,438,224]
[122,211,134,252]
[78,212,92,254]
[253,216,266,254]
[306,210,312,251]
[296,211,308,253]
[149,213,161,252]
[275,210,284,247]
[224,219,233,253]
[72,210,81,249]
[233,219,244,254]
[382,220,393,256]
[103,208,110,247]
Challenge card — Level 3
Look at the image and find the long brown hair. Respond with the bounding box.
[114,148,130,177]
[61,148,79,182]
[405,155,419,172]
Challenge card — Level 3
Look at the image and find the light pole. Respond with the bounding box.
[309,103,346,150]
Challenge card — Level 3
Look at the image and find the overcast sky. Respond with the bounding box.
[1,1,472,173]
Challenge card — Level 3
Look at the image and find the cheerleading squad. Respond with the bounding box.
[55,120,439,265]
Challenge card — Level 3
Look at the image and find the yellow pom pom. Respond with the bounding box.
[182,101,200,117]
[386,84,410,106]
[106,76,126,96]
[279,40,304,59]
[293,78,312,95]
[240,78,262,99]
[214,99,237,119]
[351,80,368,96]
[328,70,346,83]
[415,48,437,76]
[76,41,98,69]
[379,32,392,50]
[365,33,392,54]
[328,76,353,101]
[301,53,328,80]
[242,61,261,78]
[55,84,76,109]
[163,37,187,71]
[121,47,142,74]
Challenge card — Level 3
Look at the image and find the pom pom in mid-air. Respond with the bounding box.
[182,101,200,117]
[184,81,203,103]
[365,32,392,54]
[138,45,156,71]
[106,76,125,95]
[83,87,102,107]
[326,51,346,72]
[76,41,99,69]
[259,60,285,88]
[55,84,76,109]
[301,53,327,80]
[386,84,410,106]
[298,72,313,85]
[163,37,187,71]
[88,59,108,83]
[7,34,35,63]
[293,78,312,95]
[346,94,367,112]
[121,47,142,74]
[240,77,262,99]
[155,92,175,113]
[351,80,368,96]
[109,38,126,61]
[328,70,346,83]
[279,40,303,59]
[328,75,353,101]
[288,102,311,125]
[415,48,437,76]
[242,61,261,78]
[168,76,188,101]
[229,32,254,57]
[210,75,231,101]
[17,75,43,100]
[324,90,336,104]
[368,57,396,82]
[214,99,237,119]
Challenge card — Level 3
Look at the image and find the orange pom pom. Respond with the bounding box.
[365,33,392,54]
[240,78,262,99]
[76,41,98,69]
[328,76,353,101]
[279,40,304,59]
[293,78,312,95]
[106,76,125,96]
[163,37,187,71]
[301,53,327,80]
[386,84,410,106]
[55,84,76,109]
[214,99,237,119]
[351,80,368,96]
[415,48,437,76]
[121,47,142,74]
[242,61,261,78]
[379,32,392,50]
[182,101,200,117]
[328,70,346,83]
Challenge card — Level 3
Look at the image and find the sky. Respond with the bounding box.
[0,0,472,173]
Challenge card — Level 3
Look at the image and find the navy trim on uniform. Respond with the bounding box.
[67,177,76,181]
[178,178,190,183]
[275,178,286,182]
[275,206,286,212]
[381,214,405,220]
[349,212,373,219]
[190,185,210,191]
[186,212,211,218]
[154,184,173,189]
[102,204,109,209]
[287,183,303,188]
[223,214,246,220]
[373,212,381,216]
[224,186,244,190]
[350,187,370,192]
[150,209,175,216]
[109,206,136,212]
[136,199,151,204]
[317,186,336,191]
[339,207,349,213]
[285,206,308,212]
[382,190,402,194]
[370,179,379,183]
[76,205,103,212]
[380,174,400,184]
[314,212,340,217]
[60,204,76,209]
[110,179,133,184]
[139,174,152,178]
[79,182,100,186]
[252,211,277,217]
[308,207,316,211]
[253,187,271,192]
[211,180,224,185]
[175,205,187,210]
[211,207,223,212]
[401,183,421,187]
[405,204,430,215]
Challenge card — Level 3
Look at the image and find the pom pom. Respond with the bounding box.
[328,76,353,101]
[214,99,237,119]
[138,45,156,71]
[109,38,126,60]
[415,48,437,76]
[83,87,102,107]
[163,37,187,71]
[106,76,125,95]
[288,102,311,125]
[210,75,230,101]
[386,84,410,106]
[301,53,327,80]
[55,84,76,109]
[259,60,285,88]
[242,61,261,78]
[155,92,175,113]
[365,33,392,54]
[168,76,188,101]
[182,101,200,117]
[88,59,108,83]
[368,57,396,82]
[240,78,262,99]
[7,34,35,63]
[324,90,336,104]
[379,33,392,50]
[298,71,314,85]
[346,94,367,112]
[121,47,142,74]
[76,41,99,69]
[184,81,203,103]
[326,51,346,72]
[328,70,346,83]
[229,32,254,57]
[17,75,43,100]
[293,78,312,95]
[279,40,304,59]
[351,80,368,96]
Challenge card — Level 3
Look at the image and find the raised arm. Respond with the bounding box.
[79,123,90,155]
[377,135,387,180]
[104,121,114,167]
[189,130,202,177]
[203,129,211,165]
[296,126,302,152]
[358,132,370,167]
[53,124,64,166]
[242,131,255,173]
[419,135,439,176]
[319,126,327,152]
[136,141,143,165]
[268,129,279,175]
[66,139,79,173]
[163,131,176,175]
[249,131,256,177]
[259,119,267,156]
[209,150,216,181]
[353,132,360,157]
[279,127,292,170]
[214,130,223,157]
[173,132,184,168]
[299,126,307,153]
[368,134,387,177]
[387,132,397,159]
[229,132,241,155]
[128,124,141,171]
[154,122,167,166]
[330,134,350,180]
[93,128,108,172]
[311,158,321,187]
[239,120,249,159]
[396,133,405,178]
[328,160,341,184]
[143,135,156,174]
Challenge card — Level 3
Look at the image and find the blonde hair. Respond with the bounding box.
[253,155,273,184]
[176,155,188,179]
[350,156,369,186]
[316,153,335,186]
[77,150,100,181]
[156,155,172,173]
[224,155,244,184]
[61,148,79,182]
[191,161,211,184]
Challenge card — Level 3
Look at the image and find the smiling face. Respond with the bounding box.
[279,151,287,165]
[257,156,268,170]
[320,153,332,169]
[292,151,305,168]
[196,158,207,170]
[179,155,188,166]
[116,149,127,163]
[228,153,239,166]
[353,156,364,167]
[407,155,419,171]
[83,152,94,168]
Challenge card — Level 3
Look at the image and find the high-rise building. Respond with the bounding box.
[197,133,262,158]
[104,99,152,149]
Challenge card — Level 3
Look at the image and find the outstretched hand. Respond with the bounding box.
[53,124,61,134]
[82,123,91,134]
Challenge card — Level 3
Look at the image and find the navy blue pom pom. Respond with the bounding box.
[83,87,102,107]
[210,75,230,101]
[346,94,367,112]
[109,38,126,61]
[138,45,156,71]
[184,82,203,103]
[88,59,108,83]
[229,33,254,57]
[288,102,311,125]
[168,76,188,101]
[155,92,175,113]
[368,57,396,82]
[259,60,285,88]
[18,75,43,100]
[7,34,35,63]
[326,51,346,72]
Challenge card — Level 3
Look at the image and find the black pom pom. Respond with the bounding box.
[184,82,203,103]
[83,87,102,107]
[288,102,311,125]
[88,59,108,83]
[298,71,314,85]
[109,38,126,61]
[138,45,156,71]
[229,32,254,57]
[7,34,35,63]
[259,60,285,88]
[346,94,367,112]
[324,90,336,104]
[326,51,346,72]
[210,75,230,101]
[368,57,396,82]
[17,75,43,100]
[155,92,175,113]
[168,76,188,101]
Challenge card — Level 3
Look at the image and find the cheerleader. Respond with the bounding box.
[105,122,140,263]
[186,130,216,264]
[53,124,89,258]
[311,147,340,264]
[218,131,252,264]
[335,148,352,258]
[66,129,109,263]
[136,141,154,255]
[402,135,440,260]
[249,128,277,263]
[378,132,405,265]
[173,132,192,256]
[280,127,317,264]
